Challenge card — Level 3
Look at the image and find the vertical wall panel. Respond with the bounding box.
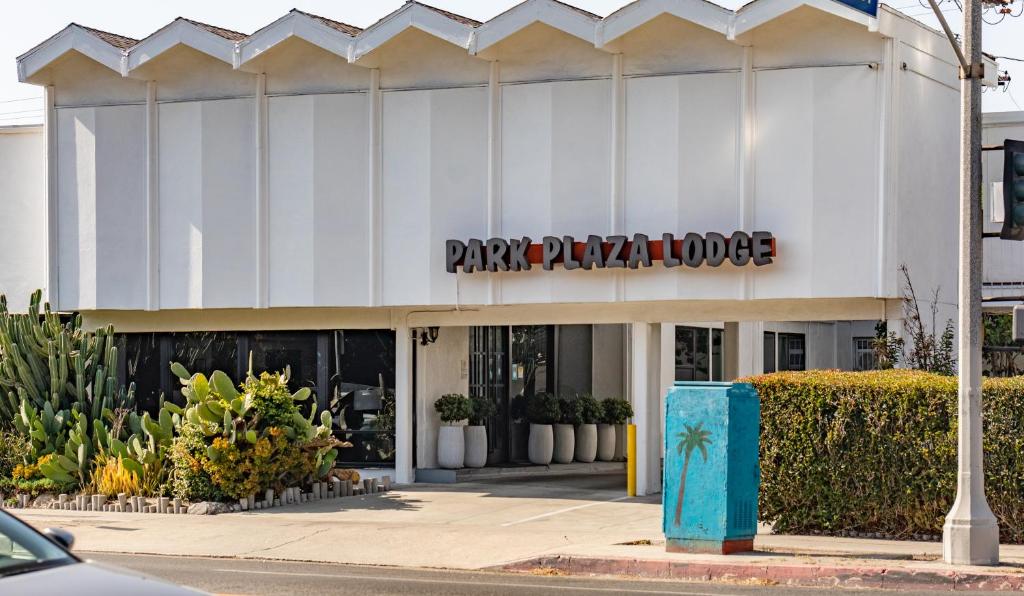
[57,106,146,311]
[500,80,613,304]
[313,94,370,306]
[158,102,203,309]
[753,66,879,300]
[201,99,256,308]
[427,87,488,306]
[624,73,741,302]
[381,88,488,307]
[95,106,147,308]
[809,66,878,297]
[752,69,815,299]
[498,82,552,305]
[56,108,94,310]
[159,99,255,309]
[268,95,315,305]
[381,90,432,305]
[268,92,371,307]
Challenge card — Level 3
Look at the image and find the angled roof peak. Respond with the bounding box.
[76,24,138,49]
[599,0,734,45]
[177,17,248,41]
[16,23,131,81]
[125,17,242,72]
[237,9,361,67]
[472,0,604,56]
[351,1,480,63]
[404,1,482,27]
[289,8,363,36]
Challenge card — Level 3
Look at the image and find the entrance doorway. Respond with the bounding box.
[468,324,625,466]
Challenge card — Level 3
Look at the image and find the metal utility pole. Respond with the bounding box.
[926,0,1001,566]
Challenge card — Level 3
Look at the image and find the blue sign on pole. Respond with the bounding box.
[833,0,879,16]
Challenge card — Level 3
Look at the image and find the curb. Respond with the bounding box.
[498,555,1024,591]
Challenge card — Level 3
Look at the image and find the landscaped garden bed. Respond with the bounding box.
[0,291,385,515]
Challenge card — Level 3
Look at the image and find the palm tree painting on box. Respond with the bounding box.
[673,422,713,527]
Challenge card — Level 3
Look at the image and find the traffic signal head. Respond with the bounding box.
[1000,139,1024,240]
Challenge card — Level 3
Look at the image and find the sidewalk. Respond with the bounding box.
[11,476,1024,590]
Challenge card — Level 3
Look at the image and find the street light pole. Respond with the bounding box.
[941,0,1000,566]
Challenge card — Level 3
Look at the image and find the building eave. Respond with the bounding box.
[471,0,601,56]
[351,2,477,64]
[126,18,238,73]
[237,10,358,69]
[598,0,734,46]
[729,0,878,40]
[16,24,127,82]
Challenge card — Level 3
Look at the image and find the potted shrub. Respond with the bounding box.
[434,394,471,469]
[525,392,559,465]
[553,394,581,464]
[600,398,634,461]
[465,394,496,468]
[574,394,601,463]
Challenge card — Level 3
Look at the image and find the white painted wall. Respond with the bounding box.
[33,8,960,322]
[158,98,256,309]
[0,126,45,311]
[895,45,960,338]
[381,86,490,306]
[415,327,469,470]
[500,78,614,304]
[268,92,370,306]
[56,105,147,311]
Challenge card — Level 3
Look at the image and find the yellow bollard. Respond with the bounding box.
[627,423,637,496]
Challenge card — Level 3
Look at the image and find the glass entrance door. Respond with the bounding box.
[469,326,509,465]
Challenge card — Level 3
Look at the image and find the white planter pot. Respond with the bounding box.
[553,424,575,464]
[613,423,627,461]
[437,425,465,469]
[596,424,616,462]
[575,424,598,463]
[464,425,487,468]
[528,424,554,465]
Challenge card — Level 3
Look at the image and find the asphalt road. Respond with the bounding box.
[80,552,1006,596]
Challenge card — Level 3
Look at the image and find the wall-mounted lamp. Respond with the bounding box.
[420,326,439,346]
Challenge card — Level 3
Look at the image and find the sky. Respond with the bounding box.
[0,0,1021,126]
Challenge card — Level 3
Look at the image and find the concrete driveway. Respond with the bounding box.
[15,474,662,570]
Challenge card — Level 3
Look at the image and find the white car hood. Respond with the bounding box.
[0,560,206,596]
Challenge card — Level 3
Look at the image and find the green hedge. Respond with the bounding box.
[745,370,1024,543]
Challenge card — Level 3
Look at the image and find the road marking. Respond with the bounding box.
[500,496,631,527]
[210,568,740,595]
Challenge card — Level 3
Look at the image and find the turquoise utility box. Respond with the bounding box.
[663,381,760,554]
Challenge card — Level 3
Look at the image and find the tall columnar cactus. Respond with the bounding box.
[0,290,135,427]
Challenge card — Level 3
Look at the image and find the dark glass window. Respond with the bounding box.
[711,328,724,382]
[763,332,777,373]
[329,330,397,467]
[675,326,710,382]
[122,333,164,414]
[118,329,399,466]
[509,325,554,462]
[555,325,593,396]
[778,333,806,371]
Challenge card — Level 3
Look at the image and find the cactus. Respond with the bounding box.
[0,291,134,427]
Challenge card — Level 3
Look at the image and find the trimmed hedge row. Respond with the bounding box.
[745,370,1024,543]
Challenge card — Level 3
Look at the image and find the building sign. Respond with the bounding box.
[834,0,878,16]
[445,232,775,273]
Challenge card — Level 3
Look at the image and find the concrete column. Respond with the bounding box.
[724,322,764,380]
[631,322,662,496]
[395,325,414,484]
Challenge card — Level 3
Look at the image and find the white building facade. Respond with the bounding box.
[11,0,984,490]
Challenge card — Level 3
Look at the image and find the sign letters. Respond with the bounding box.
[445,232,775,274]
